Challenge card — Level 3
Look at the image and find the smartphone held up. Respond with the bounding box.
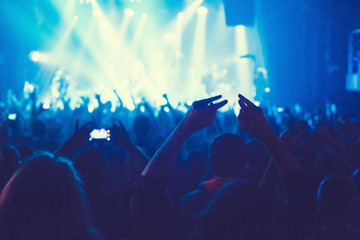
[89,129,110,142]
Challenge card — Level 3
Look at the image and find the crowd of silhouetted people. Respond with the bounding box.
[0,89,360,240]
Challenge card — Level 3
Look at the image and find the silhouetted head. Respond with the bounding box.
[74,147,106,191]
[0,153,97,240]
[186,151,208,180]
[197,181,276,240]
[313,146,341,185]
[317,175,355,226]
[0,144,20,191]
[246,139,271,171]
[209,134,246,177]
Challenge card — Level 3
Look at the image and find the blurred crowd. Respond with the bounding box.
[0,87,360,240]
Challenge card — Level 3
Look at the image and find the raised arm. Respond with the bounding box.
[237,94,301,175]
[141,95,228,177]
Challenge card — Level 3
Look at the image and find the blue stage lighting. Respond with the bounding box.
[29,51,40,62]
[197,6,208,15]
[124,8,135,16]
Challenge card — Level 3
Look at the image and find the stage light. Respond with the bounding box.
[24,81,34,94]
[73,16,79,21]
[124,8,134,17]
[197,6,208,15]
[254,101,260,107]
[140,105,145,112]
[163,33,175,43]
[55,69,64,76]
[294,104,302,114]
[331,104,337,114]
[92,9,101,17]
[189,5,207,94]
[28,84,34,93]
[134,98,141,105]
[277,107,284,113]
[43,102,51,110]
[29,51,40,62]
[178,12,184,18]
[8,113,17,121]
[265,87,270,93]
[164,106,170,112]
[142,13,148,19]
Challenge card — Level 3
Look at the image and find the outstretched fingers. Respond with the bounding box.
[196,95,222,105]
[238,94,256,108]
[210,99,228,111]
[238,99,246,109]
[80,122,92,130]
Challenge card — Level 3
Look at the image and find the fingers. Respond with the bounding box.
[238,94,256,108]
[210,100,228,111]
[196,95,222,105]
[81,121,92,130]
[238,99,246,109]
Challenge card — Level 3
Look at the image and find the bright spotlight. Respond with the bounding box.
[254,101,260,107]
[73,16,79,21]
[29,51,40,62]
[43,102,51,110]
[124,8,134,16]
[197,6,208,15]
[178,12,184,18]
[265,87,271,93]
[142,13,148,19]
[92,9,101,17]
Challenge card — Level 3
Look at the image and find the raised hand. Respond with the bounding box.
[56,120,93,156]
[142,95,227,177]
[111,120,132,148]
[181,95,228,135]
[237,94,271,140]
[68,120,93,147]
